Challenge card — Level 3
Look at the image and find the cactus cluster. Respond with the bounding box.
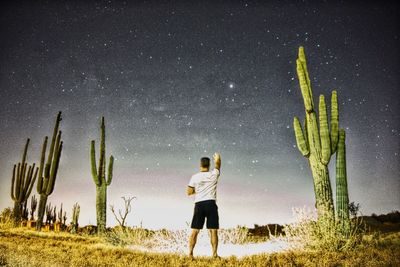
[8,112,119,234]
[10,138,38,225]
[91,117,114,234]
[36,112,63,231]
[8,112,118,234]
[293,47,350,233]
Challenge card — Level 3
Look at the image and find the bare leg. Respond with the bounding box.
[189,229,199,258]
[209,229,218,258]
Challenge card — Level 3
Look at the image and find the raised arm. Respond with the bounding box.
[213,153,221,170]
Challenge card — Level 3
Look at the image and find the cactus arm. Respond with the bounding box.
[37,136,48,193]
[25,167,38,202]
[98,117,106,181]
[307,112,322,160]
[293,117,310,157]
[303,117,309,148]
[43,164,50,189]
[296,59,313,112]
[48,131,61,181]
[21,165,33,202]
[16,163,22,200]
[336,129,350,234]
[319,95,331,165]
[21,164,28,200]
[16,164,21,198]
[298,47,312,94]
[21,139,29,166]
[11,165,17,201]
[46,112,62,167]
[297,47,314,112]
[46,140,63,195]
[22,165,33,197]
[330,90,339,153]
[19,138,30,198]
[297,47,321,159]
[91,140,101,186]
[106,155,114,186]
[21,163,28,190]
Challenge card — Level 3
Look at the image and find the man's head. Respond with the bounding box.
[200,157,210,171]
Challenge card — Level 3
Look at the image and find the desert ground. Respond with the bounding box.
[1,213,400,267]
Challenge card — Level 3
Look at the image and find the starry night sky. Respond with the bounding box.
[0,1,399,229]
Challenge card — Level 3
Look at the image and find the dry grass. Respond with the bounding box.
[1,226,399,267]
[1,207,399,266]
[284,207,366,251]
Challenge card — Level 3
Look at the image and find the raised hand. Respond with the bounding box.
[213,153,221,170]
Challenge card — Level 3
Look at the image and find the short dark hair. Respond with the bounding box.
[200,157,210,168]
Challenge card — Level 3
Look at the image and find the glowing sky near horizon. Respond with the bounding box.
[0,1,399,229]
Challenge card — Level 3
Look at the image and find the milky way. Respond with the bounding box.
[0,1,399,229]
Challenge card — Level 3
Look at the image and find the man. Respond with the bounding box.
[187,153,221,258]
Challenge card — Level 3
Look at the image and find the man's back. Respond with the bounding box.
[189,169,220,203]
[187,153,221,258]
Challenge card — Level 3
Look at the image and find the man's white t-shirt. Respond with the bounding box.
[188,169,220,203]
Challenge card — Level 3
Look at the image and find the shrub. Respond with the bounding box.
[284,207,366,251]
[104,227,153,246]
[0,208,14,229]
[219,226,250,244]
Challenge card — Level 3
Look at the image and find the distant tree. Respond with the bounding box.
[110,196,136,228]
[348,202,361,218]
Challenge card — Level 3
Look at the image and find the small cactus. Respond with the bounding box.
[62,211,67,226]
[30,195,37,220]
[52,206,57,225]
[58,203,63,223]
[71,203,80,234]
[45,203,53,225]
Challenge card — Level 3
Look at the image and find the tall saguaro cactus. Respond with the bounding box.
[36,112,63,231]
[336,129,350,235]
[91,116,114,234]
[293,47,339,221]
[11,138,38,225]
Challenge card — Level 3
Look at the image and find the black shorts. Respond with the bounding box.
[191,200,219,229]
